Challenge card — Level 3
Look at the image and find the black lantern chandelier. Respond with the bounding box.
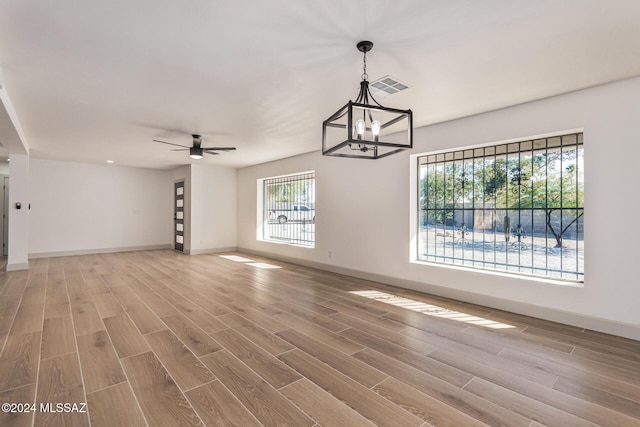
[322,41,413,159]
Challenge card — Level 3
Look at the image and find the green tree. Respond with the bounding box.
[420,147,583,247]
[420,163,465,225]
[265,178,314,205]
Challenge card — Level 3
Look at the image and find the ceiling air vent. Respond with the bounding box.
[369,75,410,97]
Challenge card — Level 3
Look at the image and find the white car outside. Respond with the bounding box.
[268,205,315,224]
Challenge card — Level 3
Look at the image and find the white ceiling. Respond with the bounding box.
[1,0,639,170]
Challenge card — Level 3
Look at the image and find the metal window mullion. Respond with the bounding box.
[560,138,564,277]
[530,144,535,276]
[418,161,422,260]
[435,163,439,262]
[445,160,456,258]
[482,150,486,269]
[493,149,497,268]
[545,140,549,275]
[423,160,428,260]
[448,160,453,264]
[295,177,299,244]
[425,164,430,261]
[442,161,446,262]
[438,162,442,262]
[444,160,449,263]
[575,138,580,280]
[471,157,476,267]
[459,158,463,264]
[517,143,521,272]
[277,176,282,242]
[504,149,509,271]
[430,163,434,260]
[276,176,280,242]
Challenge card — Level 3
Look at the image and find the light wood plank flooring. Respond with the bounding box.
[0,250,639,426]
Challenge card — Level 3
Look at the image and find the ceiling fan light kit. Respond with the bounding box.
[189,147,203,160]
[322,41,413,159]
[153,134,236,160]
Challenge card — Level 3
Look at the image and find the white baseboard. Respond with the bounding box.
[187,247,238,255]
[28,244,172,259]
[240,247,640,341]
[6,262,29,271]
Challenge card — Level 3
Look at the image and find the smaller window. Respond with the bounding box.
[262,172,315,247]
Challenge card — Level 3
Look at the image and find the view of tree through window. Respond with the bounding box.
[418,133,583,281]
[263,172,315,247]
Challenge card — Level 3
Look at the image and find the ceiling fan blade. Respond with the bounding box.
[204,151,220,156]
[171,149,189,151]
[202,147,236,151]
[153,139,190,148]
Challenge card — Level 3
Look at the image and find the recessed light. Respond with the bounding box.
[106,160,114,164]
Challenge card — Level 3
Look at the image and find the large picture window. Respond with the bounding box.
[418,133,583,281]
[262,172,315,247]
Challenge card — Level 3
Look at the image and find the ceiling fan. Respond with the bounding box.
[153,134,236,159]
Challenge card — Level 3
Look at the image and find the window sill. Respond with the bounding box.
[410,259,584,288]
[258,238,315,249]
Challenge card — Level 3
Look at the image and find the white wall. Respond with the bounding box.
[189,164,237,254]
[29,159,172,256]
[7,154,29,270]
[237,76,640,339]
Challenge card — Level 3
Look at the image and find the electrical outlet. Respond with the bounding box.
[328,251,332,258]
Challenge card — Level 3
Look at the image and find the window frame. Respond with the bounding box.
[258,171,316,248]
[413,132,584,283]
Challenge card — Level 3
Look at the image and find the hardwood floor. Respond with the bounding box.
[0,250,639,427]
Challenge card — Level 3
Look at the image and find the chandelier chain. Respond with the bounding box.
[361,51,368,81]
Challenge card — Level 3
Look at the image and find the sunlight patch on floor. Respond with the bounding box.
[350,290,515,329]
[246,262,282,269]
[219,255,255,263]
[219,255,282,269]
